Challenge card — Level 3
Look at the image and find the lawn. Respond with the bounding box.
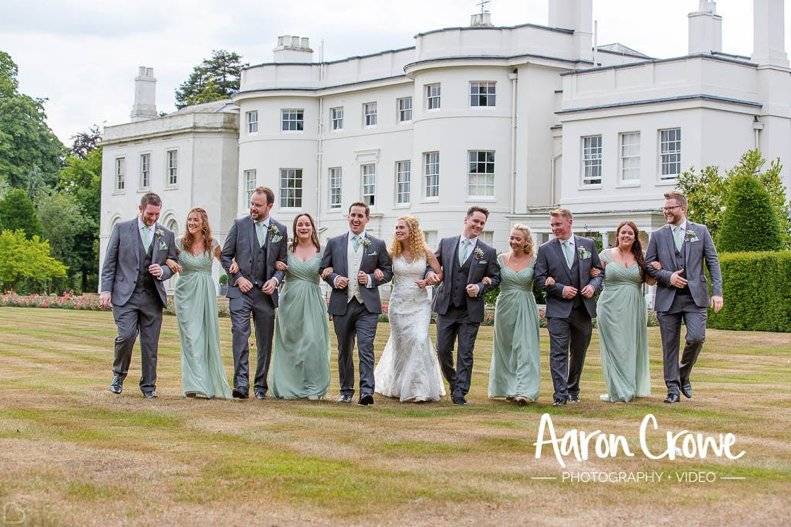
[0,307,789,526]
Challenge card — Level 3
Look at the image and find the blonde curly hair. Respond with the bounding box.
[389,216,431,259]
[510,223,534,258]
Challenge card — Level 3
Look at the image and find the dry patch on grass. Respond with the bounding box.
[0,307,789,525]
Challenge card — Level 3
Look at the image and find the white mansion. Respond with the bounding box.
[100,0,791,274]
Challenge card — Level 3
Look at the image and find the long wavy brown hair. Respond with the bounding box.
[290,213,321,252]
[389,216,431,260]
[181,208,213,253]
[615,220,646,282]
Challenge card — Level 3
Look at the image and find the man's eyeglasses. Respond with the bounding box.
[662,205,681,211]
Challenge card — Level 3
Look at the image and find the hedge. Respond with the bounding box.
[708,251,791,332]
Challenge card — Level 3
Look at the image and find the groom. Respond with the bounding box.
[534,208,603,406]
[427,206,500,405]
[100,192,178,398]
[221,186,288,400]
[321,202,392,405]
[645,191,723,404]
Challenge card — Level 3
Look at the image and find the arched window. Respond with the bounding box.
[166,218,178,234]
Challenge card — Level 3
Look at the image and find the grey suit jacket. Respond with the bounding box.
[432,236,501,323]
[320,232,393,316]
[100,218,177,306]
[534,235,603,318]
[645,221,722,312]
[220,216,288,306]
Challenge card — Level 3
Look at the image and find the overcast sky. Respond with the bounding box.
[1,0,789,145]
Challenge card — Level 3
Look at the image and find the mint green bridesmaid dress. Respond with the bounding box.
[596,249,651,402]
[488,254,541,401]
[269,252,330,399]
[175,245,232,399]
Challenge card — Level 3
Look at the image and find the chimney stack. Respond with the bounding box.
[548,0,593,62]
[688,1,722,55]
[130,66,157,121]
[752,0,789,67]
[470,12,493,27]
[273,35,314,64]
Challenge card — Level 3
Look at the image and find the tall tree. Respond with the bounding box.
[36,190,88,290]
[676,149,791,248]
[0,51,65,191]
[58,146,102,291]
[174,50,247,109]
[718,174,784,252]
[0,188,42,238]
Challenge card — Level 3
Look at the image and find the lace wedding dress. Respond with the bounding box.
[374,256,446,402]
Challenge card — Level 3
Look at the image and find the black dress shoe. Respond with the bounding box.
[664,393,680,404]
[254,390,266,400]
[108,375,123,394]
[358,394,374,406]
[680,381,692,399]
[143,391,158,399]
[552,399,567,407]
[568,394,580,404]
[452,395,466,405]
[337,393,353,403]
[232,388,249,399]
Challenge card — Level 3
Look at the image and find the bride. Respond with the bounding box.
[374,216,446,402]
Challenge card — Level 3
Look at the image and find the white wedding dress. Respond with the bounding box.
[375,256,446,402]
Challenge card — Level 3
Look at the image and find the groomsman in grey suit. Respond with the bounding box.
[100,192,178,398]
[534,208,603,406]
[321,202,393,405]
[221,186,288,399]
[427,206,500,405]
[645,191,723,404]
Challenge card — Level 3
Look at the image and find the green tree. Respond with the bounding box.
[0,51,65,191]
[0,229,67,293]
[36,190,89,290]
[675,165,727,237]
[58,147,102,291]
[676,149,791,248]
[175,50,247,109]
[0,188,42,238]
[717,175,784,252]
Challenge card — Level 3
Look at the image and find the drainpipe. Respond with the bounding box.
[753,115,763,150]
[316,41,325,222]
[509,70,518,214]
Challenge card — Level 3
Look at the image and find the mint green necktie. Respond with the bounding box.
[255,221,266,247]
[142,225,152,252]
[459,239,471,265]
[673,226,683,251]
[562,240,574,268]
[352,235,362,252]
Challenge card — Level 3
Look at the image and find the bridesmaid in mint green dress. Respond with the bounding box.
[169,208,232,399]
[596,221,651,402]
[488,225,541,405]
[269,213,330,399]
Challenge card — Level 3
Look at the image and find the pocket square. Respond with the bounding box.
[367,251,378,256]
[158,241,168,250]
[477,260,487,264]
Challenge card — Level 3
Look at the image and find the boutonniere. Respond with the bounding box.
[684,230,700,243]
[473,247,485,260]
[268,224,283,244]
[361,238,372,249]
[155,228,164,239]
[577,246,591,260]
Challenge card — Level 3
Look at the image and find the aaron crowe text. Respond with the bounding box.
[533,413,745,469]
